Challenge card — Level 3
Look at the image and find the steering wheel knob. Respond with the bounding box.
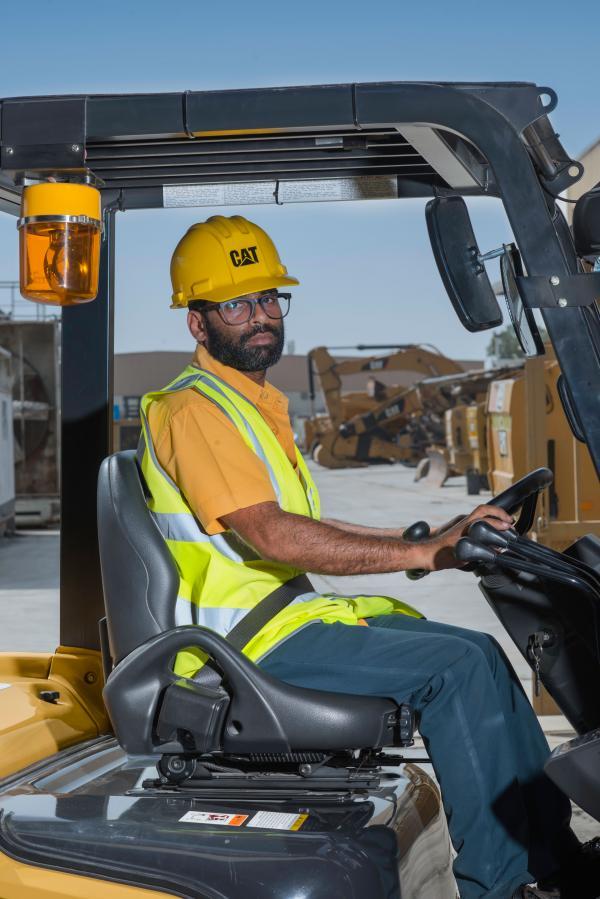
[403,520,431,542]
[404,520,431,580]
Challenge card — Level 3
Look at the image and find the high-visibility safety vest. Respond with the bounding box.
[139,365,422,677]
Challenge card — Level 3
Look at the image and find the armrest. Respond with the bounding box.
[103,626,402,756]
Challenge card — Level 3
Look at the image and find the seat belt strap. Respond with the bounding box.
[225,573,314,651]
[192,573,314,686]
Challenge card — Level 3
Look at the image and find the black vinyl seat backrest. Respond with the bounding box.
[97,451,179,665]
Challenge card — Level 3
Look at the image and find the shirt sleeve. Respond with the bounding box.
[149,398,277,535]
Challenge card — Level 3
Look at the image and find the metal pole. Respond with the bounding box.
[18,330,24,466]
[524,356,548,529]
[59,208,115,650]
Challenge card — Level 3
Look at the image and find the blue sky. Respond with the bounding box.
[0,0,597,360]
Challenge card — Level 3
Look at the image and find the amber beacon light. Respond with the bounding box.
[18,182,102,306]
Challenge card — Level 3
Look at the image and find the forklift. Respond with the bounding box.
[0,81,600,898]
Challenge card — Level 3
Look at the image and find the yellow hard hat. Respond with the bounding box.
[170,215,299,308]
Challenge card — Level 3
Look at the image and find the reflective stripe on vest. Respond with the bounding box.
[140,364,421,677]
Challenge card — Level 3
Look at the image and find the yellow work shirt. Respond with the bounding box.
[147,344,299,535]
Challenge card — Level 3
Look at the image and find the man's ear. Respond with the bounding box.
[187,309,207,345]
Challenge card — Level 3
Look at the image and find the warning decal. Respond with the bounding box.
[179,810,248,827]
[247,810,308,831]
[163,176,398,208]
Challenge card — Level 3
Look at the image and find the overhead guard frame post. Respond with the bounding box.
[59,208,115,650]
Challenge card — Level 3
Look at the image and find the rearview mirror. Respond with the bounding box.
[426,196,503,333]
[573,188,600,258]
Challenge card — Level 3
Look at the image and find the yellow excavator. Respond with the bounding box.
[305,344,463,468]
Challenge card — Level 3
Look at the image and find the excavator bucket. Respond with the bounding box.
[414,449,450,488]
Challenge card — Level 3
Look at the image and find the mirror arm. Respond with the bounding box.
[477,245,506,264]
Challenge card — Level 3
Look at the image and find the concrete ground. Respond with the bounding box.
[0,529,59,652]
[0,462,595,840]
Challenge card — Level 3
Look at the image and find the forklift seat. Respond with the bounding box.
[97,451,412,761]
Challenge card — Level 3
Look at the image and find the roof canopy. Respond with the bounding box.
[0,81,580,215]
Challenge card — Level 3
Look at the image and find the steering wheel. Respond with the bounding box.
[488,467,553,531]
[405,467,553,580]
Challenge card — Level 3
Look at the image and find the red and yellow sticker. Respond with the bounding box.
[178,809,308,830]
[179,811,248,826]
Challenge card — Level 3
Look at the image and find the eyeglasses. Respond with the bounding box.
[208,292,291,326]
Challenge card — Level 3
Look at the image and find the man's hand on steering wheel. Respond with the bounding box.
[419,505,514,572]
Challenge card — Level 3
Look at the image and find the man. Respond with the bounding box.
[140,215,595,899]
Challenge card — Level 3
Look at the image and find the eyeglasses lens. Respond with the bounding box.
[219,293,290,325]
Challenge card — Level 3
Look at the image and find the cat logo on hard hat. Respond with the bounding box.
[230,246,259,267]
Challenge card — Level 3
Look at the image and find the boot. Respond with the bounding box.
[538,837,600,899]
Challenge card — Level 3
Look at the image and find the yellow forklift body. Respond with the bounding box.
[0,853,175,898]
[0,648,108,778]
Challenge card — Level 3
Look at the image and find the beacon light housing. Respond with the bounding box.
[18,182,102,306]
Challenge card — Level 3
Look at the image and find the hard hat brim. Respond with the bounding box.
[171,274,300,308]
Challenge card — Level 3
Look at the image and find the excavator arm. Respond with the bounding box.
[308,345,463,429]
[308,359,522,471]
[341,367,521,439]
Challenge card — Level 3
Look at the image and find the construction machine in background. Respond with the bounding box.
[305,344,463,468]
[410,366,521,491]
[487,347,600,552]
[416,347,600,516]
[307,344,518,485]
[442,401,489,494]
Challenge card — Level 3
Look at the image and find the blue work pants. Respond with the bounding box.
[258,615,577,899]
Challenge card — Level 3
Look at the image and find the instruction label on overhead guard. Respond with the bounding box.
[247,810,308,831]
[163,176,398,208]
[179,810,248,826]
[279,176,397,203]
[164,182,276,208]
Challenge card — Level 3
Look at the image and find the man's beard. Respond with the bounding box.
[203,316,285,372]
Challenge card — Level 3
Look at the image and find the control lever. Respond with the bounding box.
[404,520,431,581]
[454,538,497,566]
[468,520,517,550]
